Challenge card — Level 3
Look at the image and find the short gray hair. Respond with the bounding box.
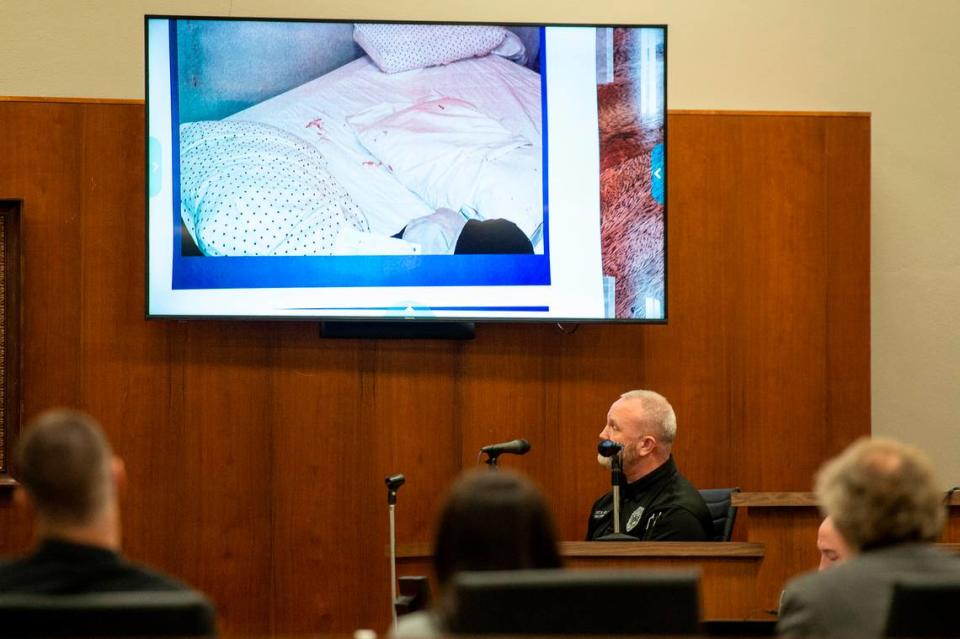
[620,389,677,444]
[816,437,945,552]
[16,409,114,525]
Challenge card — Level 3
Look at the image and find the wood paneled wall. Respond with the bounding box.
[0,100,870,633]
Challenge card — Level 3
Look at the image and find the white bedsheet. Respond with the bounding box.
[228,54,542,237]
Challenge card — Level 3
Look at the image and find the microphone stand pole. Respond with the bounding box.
[595,445,633,541]
[611,453,623,534]
[385,475,405,629]
[388,487,399,628]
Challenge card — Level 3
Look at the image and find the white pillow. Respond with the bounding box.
[353,23,507,74]
[347,97,542,238]
[179,120,369,256]
[491,30,527,65]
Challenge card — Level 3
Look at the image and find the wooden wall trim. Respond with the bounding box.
[0,96,871,118]
[0,96,143,105]
[670,109,870,118]
[0,200,22,489]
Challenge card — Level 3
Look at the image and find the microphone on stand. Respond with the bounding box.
[597,440,623,458]
[386,474,406,504]
[385,473,406,627]
[481,439,531,456]
[479,439,531,467]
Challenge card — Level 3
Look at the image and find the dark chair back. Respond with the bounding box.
[702,619,778,636]
[449,568,701,635]
[394,575,431,617]
[0,590,217,638]
[885,576,960,637]
[699,487,740,541]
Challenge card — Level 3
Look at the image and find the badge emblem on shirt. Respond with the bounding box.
[625,506,645,532]
[592,509,610,520]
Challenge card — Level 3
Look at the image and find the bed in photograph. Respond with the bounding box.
[178,25,544,257]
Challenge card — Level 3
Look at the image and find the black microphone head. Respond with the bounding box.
[597,440,623,458]
[385,474,406,490]
[480,438,531,456]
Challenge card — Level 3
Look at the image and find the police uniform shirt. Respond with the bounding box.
[586,456,713,541]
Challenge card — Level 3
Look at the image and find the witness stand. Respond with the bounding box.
[395,491,960,621]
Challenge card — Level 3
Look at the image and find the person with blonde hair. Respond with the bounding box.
[587,390,712,541]
[778,437,960,638]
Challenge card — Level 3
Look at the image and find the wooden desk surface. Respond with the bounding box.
[398,541,764,559]
[561,541,764,558]
[733,492,818,507]
[734,491,960,507]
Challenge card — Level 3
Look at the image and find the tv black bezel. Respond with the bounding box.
[144,14,668,325]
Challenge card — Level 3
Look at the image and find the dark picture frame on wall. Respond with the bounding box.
[0,200,22,490]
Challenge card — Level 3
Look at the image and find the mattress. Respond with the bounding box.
[228,54,543,238]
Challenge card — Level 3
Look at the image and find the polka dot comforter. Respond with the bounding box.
[179,120,370,256]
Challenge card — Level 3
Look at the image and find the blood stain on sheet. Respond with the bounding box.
[306,118,328,138]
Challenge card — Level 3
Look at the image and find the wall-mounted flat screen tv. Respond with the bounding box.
[146,16,666,321]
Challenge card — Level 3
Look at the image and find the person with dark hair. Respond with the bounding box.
[393,469,561,637]
[0,409,203,594]
[778,437,960,638]
[587,390,712,541]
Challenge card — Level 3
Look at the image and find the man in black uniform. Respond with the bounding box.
[0,409,203,594]
[587,390,713,541]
